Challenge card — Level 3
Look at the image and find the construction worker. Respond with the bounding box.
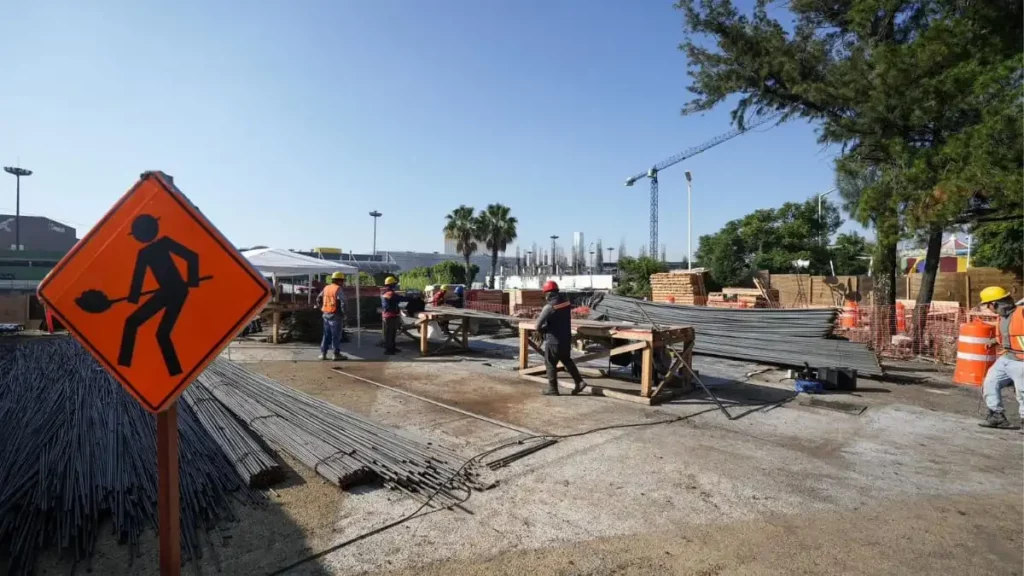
[535,280,587,396]
[315,272,347,361]
[977,286,1024,429]
[432,285,448,307]
[381,276,405,355]
[452,285,465,309]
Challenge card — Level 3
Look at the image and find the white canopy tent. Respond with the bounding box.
[242,248,365,347]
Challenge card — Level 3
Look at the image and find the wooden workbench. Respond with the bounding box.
[414,306,520,355]
[517,318,695,405]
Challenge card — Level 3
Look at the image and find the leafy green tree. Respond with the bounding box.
[475,203,518,289]
[830,232,873,276]
[615,256,669,298]
[693,196,842,286]
[443,205,479,282]
[430,260,479,286]
[972,221,1024,272]
[677,0,1023,309]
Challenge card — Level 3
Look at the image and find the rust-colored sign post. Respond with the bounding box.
[157,403,181,576]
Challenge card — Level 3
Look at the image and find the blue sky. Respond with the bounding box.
[1,0,853,260]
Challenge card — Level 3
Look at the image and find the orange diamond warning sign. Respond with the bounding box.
[37,171,271,412]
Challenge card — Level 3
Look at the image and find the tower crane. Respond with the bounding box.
[625,112,781,256]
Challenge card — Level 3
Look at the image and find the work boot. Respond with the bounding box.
[978,410,1013,429]
[318,353,327,361]
[571,380,588,396]
[542,384,560,396]
[333,352,346,361]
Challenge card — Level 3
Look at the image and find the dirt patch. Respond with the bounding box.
[363,492,1023,576]
[34,454,340,576]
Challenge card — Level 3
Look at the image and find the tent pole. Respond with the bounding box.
[353,251,361,348]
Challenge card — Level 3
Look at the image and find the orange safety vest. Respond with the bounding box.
[321,284,341,314]
[997,306,1024,360]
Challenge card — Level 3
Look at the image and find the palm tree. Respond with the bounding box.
[443,205,479,283]
[475,203,518,289]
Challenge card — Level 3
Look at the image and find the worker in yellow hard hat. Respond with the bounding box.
[381,275,406,355]
[977,286,1024,429]
[431,284,449,307]
[315,272,347,361]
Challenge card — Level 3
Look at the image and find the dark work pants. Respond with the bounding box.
[544,342,583,388]
[384,316,400,352]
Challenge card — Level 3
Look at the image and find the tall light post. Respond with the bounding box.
[526,250,533,275]
[550,235,559,275]
[3,166,32,251]
[368,210,382,258]
[817,188,837,247]
[684,170,693,269]
[589,247,595,288]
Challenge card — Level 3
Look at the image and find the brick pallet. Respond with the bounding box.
[650,271,708,306]
[509,289,546,316]
[708,292,767,308]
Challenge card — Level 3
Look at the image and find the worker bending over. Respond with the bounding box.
[432,285,448,307]
[315,272,346,361]
[381,276,406,355]
[977,286,1024,429]
[535,281,587,396]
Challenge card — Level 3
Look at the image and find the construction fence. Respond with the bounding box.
[765,267,1021,310]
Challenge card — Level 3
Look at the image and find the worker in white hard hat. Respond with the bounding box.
[977,286,1024,429]
[315,272,347,361]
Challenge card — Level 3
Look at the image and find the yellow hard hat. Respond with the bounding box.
[331,272,345,281]
[385,276,398,285]
[979,286,1010,305]
[441,284,449,290]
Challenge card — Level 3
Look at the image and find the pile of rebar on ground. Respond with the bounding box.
[0,338,483,574]
[199,358,489,507]
[0,338,272,575]
[587,293,882,376]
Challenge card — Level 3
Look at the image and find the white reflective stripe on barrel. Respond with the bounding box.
[959,335,996,345]
[957,352,997,362]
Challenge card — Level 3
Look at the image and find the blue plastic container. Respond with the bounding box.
[794,379,824,394]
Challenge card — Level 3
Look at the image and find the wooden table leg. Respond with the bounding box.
[420,316,430,356]
[272,311,280,344]
[518,327,529,371]
[640,344,653,398]
[461,319,470,349]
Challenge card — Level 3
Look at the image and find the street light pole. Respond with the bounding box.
[550,235,559,275]
[3,166,32,251]
[684,170,693,269]
[368,210,382,259]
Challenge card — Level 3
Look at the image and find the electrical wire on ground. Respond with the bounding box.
[266,406,720,575]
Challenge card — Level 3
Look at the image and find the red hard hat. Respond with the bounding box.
[542,280,559,293]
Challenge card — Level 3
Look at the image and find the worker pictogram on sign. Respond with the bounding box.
[38,171,271,413]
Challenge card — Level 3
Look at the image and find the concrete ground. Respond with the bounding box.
[37,329,1024,575]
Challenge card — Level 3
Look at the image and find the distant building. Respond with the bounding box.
[297,247,515,283]
[0,215,77,252]
[444,234,486,256]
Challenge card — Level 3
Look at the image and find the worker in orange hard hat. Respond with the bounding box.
[977,286,1024,430]
[534,280,587,396]
[315,272,347,361]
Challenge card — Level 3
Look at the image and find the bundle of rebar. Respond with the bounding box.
[588,293,882,376]
[181,383,284,488]
[199,358,488,507]
[0,338,269,575]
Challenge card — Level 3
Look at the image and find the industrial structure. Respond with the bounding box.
[625,112,781,255]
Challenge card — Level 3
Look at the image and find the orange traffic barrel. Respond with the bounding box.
[840,301,859,328]
[895,302,907,333]
[953,320,997,386]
